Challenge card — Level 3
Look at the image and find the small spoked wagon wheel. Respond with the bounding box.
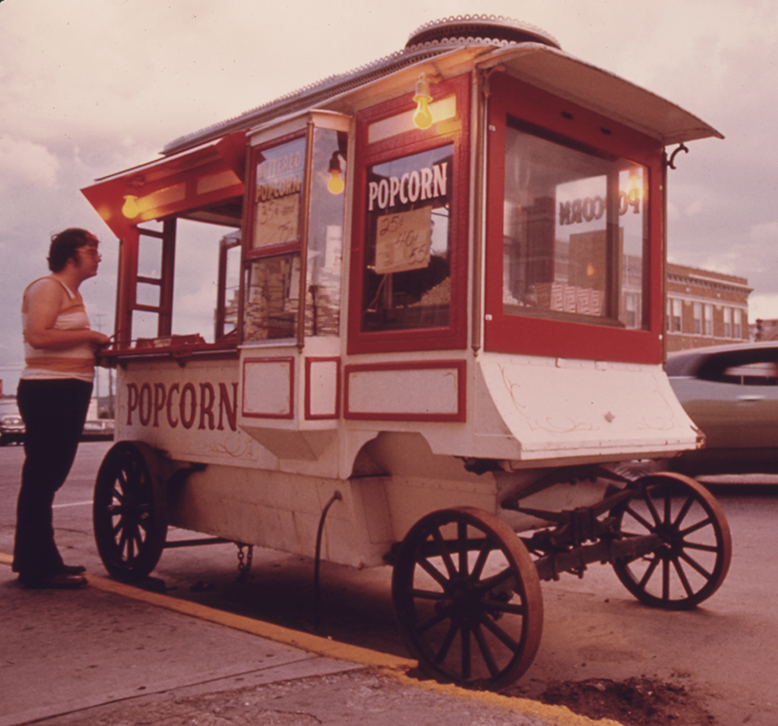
[93,441,168,582]
[611,472,731,610]
[392,507,543,689]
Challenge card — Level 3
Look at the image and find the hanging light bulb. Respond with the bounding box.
[413,73,434,130]
[626,169,642,213]
[122,194,140,219]
[327,152,344,194]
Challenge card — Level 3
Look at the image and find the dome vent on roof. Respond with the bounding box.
[406,15,561,50]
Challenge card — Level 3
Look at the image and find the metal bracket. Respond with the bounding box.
[667,143,689,170]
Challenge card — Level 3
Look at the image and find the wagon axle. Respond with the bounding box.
[531,532,662,582]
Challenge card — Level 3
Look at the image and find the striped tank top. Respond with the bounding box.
[21,277,96,382]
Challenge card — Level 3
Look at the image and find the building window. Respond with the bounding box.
[668,298,682,333]
[704,303,713,336]
[723,307,732,338]
[734,308,743,339]
[693,302,702,334]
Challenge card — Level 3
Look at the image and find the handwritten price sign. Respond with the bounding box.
[375,206,432,275]
[253,193,300,248]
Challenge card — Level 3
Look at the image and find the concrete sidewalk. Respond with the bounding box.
[0,554,617,726]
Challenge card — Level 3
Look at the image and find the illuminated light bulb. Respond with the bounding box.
[122,194,140,219]
[413,73,434,130]
[327,172,344,195]
[327,152,344,194]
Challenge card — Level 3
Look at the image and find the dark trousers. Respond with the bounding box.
[13,378,92,583]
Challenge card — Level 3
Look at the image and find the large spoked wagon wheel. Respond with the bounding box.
[611,472,731,610]
[93,441,168,582]
[392,507,543,689]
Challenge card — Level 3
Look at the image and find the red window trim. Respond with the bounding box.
[243,130,307,262]
[347,74,471,355]
[484,73,665,364]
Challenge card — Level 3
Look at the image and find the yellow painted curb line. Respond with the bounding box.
[1,552,622,726]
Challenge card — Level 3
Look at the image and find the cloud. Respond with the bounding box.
[0,136,60,189]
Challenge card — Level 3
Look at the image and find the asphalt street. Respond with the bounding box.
[2,441,778,725]
[0,441,606,726]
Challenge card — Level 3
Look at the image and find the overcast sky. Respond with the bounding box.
[2,0,777,394]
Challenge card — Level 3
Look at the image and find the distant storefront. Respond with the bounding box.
[665,263,751,353]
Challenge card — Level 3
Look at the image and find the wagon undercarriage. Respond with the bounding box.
[92,440,731,689]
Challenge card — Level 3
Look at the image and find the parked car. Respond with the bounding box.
[0,414,25,446]
[81,419,114,442]
[665,342,778,475]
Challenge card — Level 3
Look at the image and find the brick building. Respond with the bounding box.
[665,263,751,352]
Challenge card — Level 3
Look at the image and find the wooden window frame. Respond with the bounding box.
[484,73,665,364]
[347,73,470,355]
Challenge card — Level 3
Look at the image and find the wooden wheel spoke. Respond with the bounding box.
[638,553,661,589]
[483,596,526,617]
[642,489,662,527]
[460,624,471,680]
[663,493,672,526]
[679,517,713,538]
[662,557,670,600]
[470,538,493,582]
[476,566,513,594]
[671,556,695,598]
[672,495,694,528]
[432,621,458,665]
[430,527,458,579]
[417,555,451,590]
[415,609,450,637]
[623,505,655,533]
[409,587,445,602]
[472,623,499,677]
[479,609,520,652]
[681,540,719,554]
[678,549,712,579]
[457,521,469,574]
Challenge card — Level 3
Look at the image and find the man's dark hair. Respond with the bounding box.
[47,228,94,272]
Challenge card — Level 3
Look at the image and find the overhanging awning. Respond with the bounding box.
[478,43,723,146]
[82,131,246,238]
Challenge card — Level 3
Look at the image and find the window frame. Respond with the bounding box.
[244,129,308,263]
[347,73,470,355]
[484,73,665,364]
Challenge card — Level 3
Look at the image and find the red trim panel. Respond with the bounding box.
[344,359,466,422]
[304,356,341,420]
[241,356,295,420]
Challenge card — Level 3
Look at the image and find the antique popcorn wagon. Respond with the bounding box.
[82,16,730,688]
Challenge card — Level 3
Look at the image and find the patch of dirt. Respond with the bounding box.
[502,677,716,726]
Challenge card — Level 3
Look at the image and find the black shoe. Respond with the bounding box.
[21,573,88,589]
[60,564,87,575]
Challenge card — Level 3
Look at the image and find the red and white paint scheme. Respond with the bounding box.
[83,16,730,688]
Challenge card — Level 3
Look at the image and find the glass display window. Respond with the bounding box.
[485,73,664,364]
[348,74,470,354]
[243,116,348,343]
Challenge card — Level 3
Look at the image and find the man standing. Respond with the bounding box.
[13,228,111,589]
